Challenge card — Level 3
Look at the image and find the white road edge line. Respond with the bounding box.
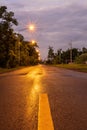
[38,93,54,130]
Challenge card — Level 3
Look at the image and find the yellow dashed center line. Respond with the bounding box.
[38,93,54,130]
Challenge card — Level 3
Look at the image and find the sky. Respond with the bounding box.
[0,0,87,59]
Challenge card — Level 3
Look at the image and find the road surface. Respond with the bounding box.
[0,65,87,130]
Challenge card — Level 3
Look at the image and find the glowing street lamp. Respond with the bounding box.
[31,40,35,45]
[38,56,41,61]
[36,49,39,53]
[28,24,35,32]
[35,49,41,61]
[18,23,38,65]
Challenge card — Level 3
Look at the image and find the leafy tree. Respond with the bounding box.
[0,6,40,68]
[82,47,87,53]
[75,53,87,64]
[28,42,39,65]
[47,46,54,64]
[46,45,84,64]
[0,6,18,68]
[20,41,39,66]
[61,48,79,63]
[56,49,62,64]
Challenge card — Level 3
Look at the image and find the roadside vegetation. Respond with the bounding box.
[0,6,40,70]
[46,46,87,72]
[0,66,24,74]
[55,64,87,73]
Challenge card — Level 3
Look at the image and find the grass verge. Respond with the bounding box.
[0,66,24,74]
[55,64,87,73]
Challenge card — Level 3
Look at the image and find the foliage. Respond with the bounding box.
[61,48,79,63]
[55,64,87,73]
[0,6,18,68]
[47,46,54,64]
[75,53,87,64]
[47,46,87,65]
[20,41,39,66]
[0,6,39,68]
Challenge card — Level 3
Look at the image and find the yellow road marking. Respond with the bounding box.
[38,93,54,130]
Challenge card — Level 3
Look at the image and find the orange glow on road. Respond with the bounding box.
[26,66,45,118]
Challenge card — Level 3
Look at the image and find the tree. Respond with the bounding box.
[46,45,83,64]
[49,49,62,64]
[82,47,87,53]
[19,41,39,66]
[27,41,39,65]
[75,53,87,64]
[61,49,70,63]
[0,6,40,68]
[0,6,18,68]
[61,48,79,63]
[47,46,54,64]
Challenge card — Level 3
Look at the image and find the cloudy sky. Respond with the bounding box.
[0,0,87,59]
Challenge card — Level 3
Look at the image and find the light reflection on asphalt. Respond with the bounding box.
[25,66,45,118]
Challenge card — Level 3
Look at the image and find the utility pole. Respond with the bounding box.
[69,41,72,63]
[59,49,62,63]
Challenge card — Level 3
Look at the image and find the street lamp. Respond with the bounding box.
[28,24,35,32]
[36,49,41,61]
[18,23,36,32]
[31,40,35,45]
[17,24,36,65]
[18,23,41,64]
[36,49,39,53]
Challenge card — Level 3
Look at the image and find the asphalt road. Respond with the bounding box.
[0,65,87,130]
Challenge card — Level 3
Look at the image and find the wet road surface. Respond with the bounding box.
[0,65,87,130]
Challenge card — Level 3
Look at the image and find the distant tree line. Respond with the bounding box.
[0,6,39,68]
[46,46,87,64]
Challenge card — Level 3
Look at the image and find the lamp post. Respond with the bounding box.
[69,41,72,63]
[36,49,41,61]
[31,40,35,45]
[28,24,35,32]
[17,24,35,65]
[17,23,41,65]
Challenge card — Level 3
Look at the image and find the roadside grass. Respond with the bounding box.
[55,64,87,73]
[0,66,24,74]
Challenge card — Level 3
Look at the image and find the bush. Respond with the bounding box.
[75,53,87,64]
